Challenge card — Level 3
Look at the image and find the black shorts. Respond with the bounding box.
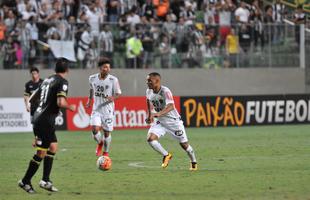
[33,119,57,149]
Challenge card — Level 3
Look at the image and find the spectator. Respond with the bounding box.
[18,19,31,69]
[204,2,216,26]
[235,1,250,24]
[14,40,23,68]
[175,17,190,67]
[126,6,141,27]
[140,17,154,68]
[159,34,170,68]
[189,23,205,68]
[264,5,274,44]
[38,2,52,23]
[0,19,7,45]
[225,28,239,67]
[4,9,16,33]
[170,0,182,21]
[16,0,27,16]
[293,5,306,46]
[141,0,155,21]
[86,41,99,68]
[99,24,114,64]
[125,30,143,68]
[85,1,102,39]
[77,24,93,68]
[21,2,37,20]
[153,0,170,21]
[218,3,233,47]
[250,0,264,50]
[106,0,120,23]
[180,1,196,25]
[26,16,39,66]
[272,0,286,44]
[64,16,77,40]
[163,14,177,44]
[2,36,17,69]
[62,0,76,19]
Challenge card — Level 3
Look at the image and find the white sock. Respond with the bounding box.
[148,140,168,156]
[93,131,102,144]
[103,135,111,153]
[185,145,197,163]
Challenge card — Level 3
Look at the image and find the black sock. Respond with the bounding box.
[42,151,55,182]
[22,155,42,184]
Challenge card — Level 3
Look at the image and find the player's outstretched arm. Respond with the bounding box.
[57,96,76,111]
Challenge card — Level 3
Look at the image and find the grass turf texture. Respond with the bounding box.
[1,125,310,200]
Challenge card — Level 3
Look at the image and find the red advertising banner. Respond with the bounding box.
[66,96,180,131]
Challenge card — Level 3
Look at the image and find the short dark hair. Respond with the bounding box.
[98,57,111,67]
[148,72,161,78]
[29,66,39,73]
[55,57,69,73]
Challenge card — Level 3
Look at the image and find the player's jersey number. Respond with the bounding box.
[37,78,53,113]
[94,85,107,97]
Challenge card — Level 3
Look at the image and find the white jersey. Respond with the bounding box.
[146,86,180,123]
[89,73,121,115]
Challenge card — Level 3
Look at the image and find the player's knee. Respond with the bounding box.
[92,127,100,135]
[104,131,111,138]
[49,142,58,153]
[147,133,158,142]
[36,150,47,158]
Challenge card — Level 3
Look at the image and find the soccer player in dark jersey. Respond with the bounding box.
[24,67,43,122]
[18,58,76,194]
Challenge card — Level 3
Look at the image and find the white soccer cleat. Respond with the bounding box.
[18,180,36,194]
[39,180,58,192]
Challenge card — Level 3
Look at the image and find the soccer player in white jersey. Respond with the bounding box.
[145,72,198,170]
[86,57,121,157]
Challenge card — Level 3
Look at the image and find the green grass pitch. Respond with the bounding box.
[1,125,310,200]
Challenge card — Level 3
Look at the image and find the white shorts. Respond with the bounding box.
[90,111,114,132]
[147,120,188,143]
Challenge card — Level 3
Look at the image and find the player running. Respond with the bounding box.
[86,57,121,157]
[145,72,198,171]
[18,58,76,193]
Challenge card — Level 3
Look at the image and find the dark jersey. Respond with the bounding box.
[24,79,43,115]
[32,74,68,125]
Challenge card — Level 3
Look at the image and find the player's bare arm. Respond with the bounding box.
[86,88,94,108]
[57,96,76,111]
[24,95,30,112]
[145,99,154,124]
[152,103,174,118]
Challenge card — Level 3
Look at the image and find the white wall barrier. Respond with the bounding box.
[0,98,32,133]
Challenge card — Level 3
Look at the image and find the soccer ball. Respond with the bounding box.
[96,156,112,171]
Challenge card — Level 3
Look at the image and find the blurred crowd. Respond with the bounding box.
[0,0,307,69]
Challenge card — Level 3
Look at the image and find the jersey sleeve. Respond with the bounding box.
[164,88,174,105]
[146,89,151,100]
[113,77,122,95]
[24,82,30,96]
[57,79,68,98]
